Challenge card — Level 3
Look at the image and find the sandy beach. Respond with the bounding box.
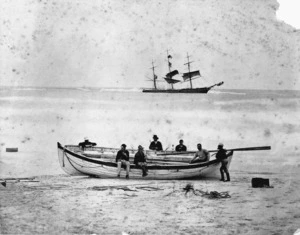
[1,88,300,234]
[1,169,300,235]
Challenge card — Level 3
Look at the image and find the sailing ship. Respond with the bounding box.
[143,52,224,93]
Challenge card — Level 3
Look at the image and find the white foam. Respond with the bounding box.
[210,90,246,95]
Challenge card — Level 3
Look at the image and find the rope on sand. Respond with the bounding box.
[180,183,231,199]
[88,186,137,191]
[88,185,163,192]
[196,190,231,199]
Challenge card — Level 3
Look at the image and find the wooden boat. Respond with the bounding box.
[142,52,224,93]
[57,142,233,180]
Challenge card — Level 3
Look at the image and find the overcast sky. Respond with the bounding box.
[1,0,299,90]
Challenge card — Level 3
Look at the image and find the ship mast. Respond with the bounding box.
[167,50,174,89]
[150,60,157,90]
[184,53,193,89]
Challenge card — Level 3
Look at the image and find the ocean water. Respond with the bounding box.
[0,87,299,177]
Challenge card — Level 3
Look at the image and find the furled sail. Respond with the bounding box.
[182,70,201,80]
[166,70,179,78]
[165,70,180,84]
[164,77,181,84]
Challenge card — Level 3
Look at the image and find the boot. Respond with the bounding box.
[142,166,148,177]
[225,172,230,182]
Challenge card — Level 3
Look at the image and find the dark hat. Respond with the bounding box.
[121,144,127,148]
[218,143,224,149]
[153,135,159,140]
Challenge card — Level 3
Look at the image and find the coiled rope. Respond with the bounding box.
[182,183,231,199]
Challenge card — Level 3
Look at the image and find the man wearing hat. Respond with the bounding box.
[78,137,97,151]
[216,143,233,182]
[134,145,148,177]
[115,144,130,178]
[149,135,163,151]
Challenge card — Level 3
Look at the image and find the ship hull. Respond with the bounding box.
[142,87,211,93]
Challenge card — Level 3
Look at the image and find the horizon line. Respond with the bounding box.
[0,85,299,92]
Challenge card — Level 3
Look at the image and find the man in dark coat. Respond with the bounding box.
[134,145,148,177]
[116,144,130,178]
[175,139,187,152]
[78,137,97,151]
[216,143,233,182]
[149,135,163,151]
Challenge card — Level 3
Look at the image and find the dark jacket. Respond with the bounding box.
[149,141,163,151]
[115,150,129,162]
[175,144,187,152]
[78,140,97,150]
[216,149,228,161]
[134,151,146,165]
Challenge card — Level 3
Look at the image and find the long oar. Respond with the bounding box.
[208,146,271,153]
[157,146,271,156]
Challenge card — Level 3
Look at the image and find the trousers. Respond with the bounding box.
[117,160,130,176]
[137,162,148,176]
[220,161,230,181]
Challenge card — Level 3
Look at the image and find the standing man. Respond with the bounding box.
[115,144,130,179]
[149,135,163,151]
[175,139,187,152]
[215,143,233,182]
[134,145,148,177]
[190,143,210,163]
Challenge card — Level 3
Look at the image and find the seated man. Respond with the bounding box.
[175,139,187,152]
[115,144,130,179]
[134,145,148,177]
[190,143,210,163]
[78,137,97,151]
[149,135,163,151]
